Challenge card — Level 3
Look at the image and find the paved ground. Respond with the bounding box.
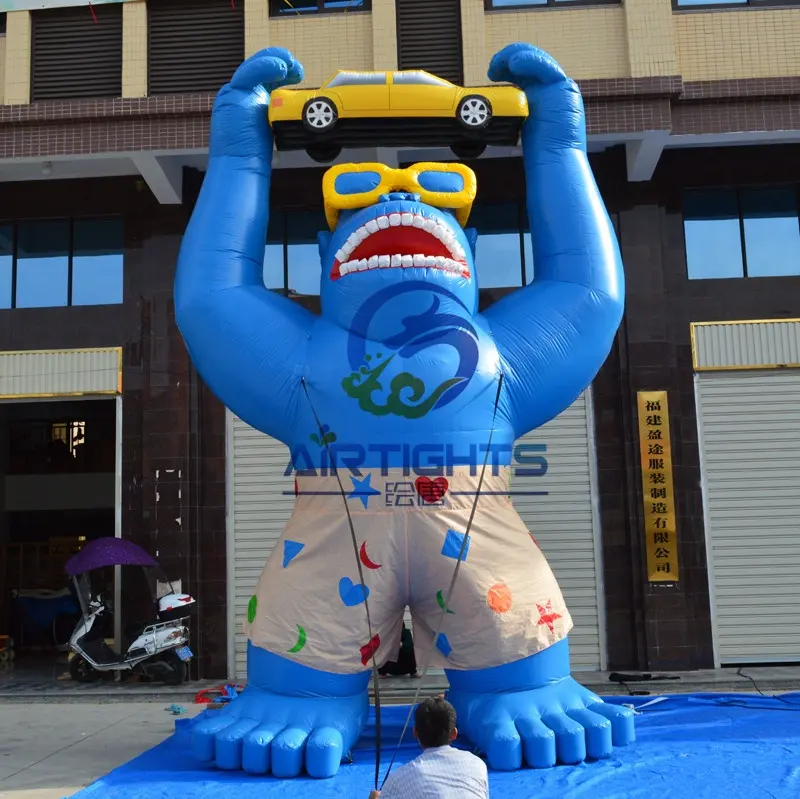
[0,702,204,799]
[5,661,800,703]
[3,666,800,799]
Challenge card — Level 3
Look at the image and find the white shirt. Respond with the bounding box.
[380,745,489,799]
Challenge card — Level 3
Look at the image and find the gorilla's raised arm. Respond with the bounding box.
[175,49,313,442]
[482,45,624,438]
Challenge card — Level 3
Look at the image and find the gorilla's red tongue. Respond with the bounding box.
[331,226,464,280]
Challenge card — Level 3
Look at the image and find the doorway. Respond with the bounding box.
[0,398,118,680]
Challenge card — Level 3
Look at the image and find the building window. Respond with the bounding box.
[470,202,530,288]
[683,188,800,280]
[269,0,371,15]
[674,0,789,8]
[263,210,326,296]
[486,0,619,8]
[0,13,7,36]
[0,218,124,309]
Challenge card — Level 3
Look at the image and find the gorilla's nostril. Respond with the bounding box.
[378,192,421,203]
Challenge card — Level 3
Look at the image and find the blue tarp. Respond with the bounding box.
[73,693,800,798]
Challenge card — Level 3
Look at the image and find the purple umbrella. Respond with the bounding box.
[65,537,157,577]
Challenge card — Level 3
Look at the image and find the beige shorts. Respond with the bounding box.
[246,466,572,674]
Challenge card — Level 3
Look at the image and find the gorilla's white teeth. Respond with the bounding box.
[337,255,469,277]
[336,213,466,263]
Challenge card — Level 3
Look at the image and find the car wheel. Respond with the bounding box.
[456,95,492,130]
[307,144,342,164]
[303,98,338,133]
[451,142,487,160]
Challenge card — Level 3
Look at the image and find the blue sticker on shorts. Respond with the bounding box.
[441,528,470,561]
[436,633,453,658]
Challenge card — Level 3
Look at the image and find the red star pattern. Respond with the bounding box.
[536,599,562,633]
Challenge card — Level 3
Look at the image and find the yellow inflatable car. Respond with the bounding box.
[268,69,528,163]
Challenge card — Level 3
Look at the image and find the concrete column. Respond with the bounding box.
[624,0,678,77]
[0,36,6,104]
[371,0,397,72]
[122,0,148,98]
[4,11,31,106]
[245,0,270,57]
[460,0,487,87]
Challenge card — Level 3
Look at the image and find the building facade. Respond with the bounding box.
[0,0,798,680]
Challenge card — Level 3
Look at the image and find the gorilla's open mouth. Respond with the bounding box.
[330,212,470,281]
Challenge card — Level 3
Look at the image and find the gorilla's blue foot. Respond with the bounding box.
[192,645,369,778]
[446,638,635,770]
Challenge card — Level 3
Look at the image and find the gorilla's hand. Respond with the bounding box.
[210,48,304,160]
[488,43,584,151]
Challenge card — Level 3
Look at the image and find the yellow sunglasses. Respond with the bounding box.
[322,162,477,231]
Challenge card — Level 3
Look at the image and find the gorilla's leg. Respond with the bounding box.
[408,467,635,770]
[192,480,405,777]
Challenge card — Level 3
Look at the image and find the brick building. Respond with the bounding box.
[0,0,798,681]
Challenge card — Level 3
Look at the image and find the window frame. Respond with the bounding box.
[264,208,325,297]
[484,0,620,10]
[469,200,529,289]
[0,216,125,309]
[682,184,800,280]
[672,0,799,11]
[268,0,372,16]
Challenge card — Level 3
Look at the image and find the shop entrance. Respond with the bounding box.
[0,398,118,680]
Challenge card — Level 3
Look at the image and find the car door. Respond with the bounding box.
[325,71,390,114]
[389,71,459,114]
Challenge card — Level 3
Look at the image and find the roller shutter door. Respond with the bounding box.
[396,0,463,85]
[148,0,244,95]
[512,390,603,670]
[697,370,800,664]
[227,413,294,679]
[228,389,603,677]
[31,4,122,101]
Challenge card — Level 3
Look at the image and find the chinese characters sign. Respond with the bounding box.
[636,391,679,583]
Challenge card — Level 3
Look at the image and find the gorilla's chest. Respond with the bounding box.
[293,315,506,454]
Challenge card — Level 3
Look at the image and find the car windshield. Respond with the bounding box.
[393,71,452,87]
[326,72,387,88]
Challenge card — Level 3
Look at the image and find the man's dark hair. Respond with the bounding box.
[414,696,457,748]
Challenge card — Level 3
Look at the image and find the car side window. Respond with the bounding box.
[327,72,387,88]
[393,72,451,87]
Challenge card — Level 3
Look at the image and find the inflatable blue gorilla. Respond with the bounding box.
[175,44,633,779]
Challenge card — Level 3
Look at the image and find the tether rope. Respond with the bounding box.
[379,372,504,789]
[301,371,505,792]
[301,378,383,792]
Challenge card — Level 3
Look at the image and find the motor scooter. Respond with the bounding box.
[65,537,196,685]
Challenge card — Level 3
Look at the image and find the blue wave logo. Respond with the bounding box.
[342,282,480,419]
